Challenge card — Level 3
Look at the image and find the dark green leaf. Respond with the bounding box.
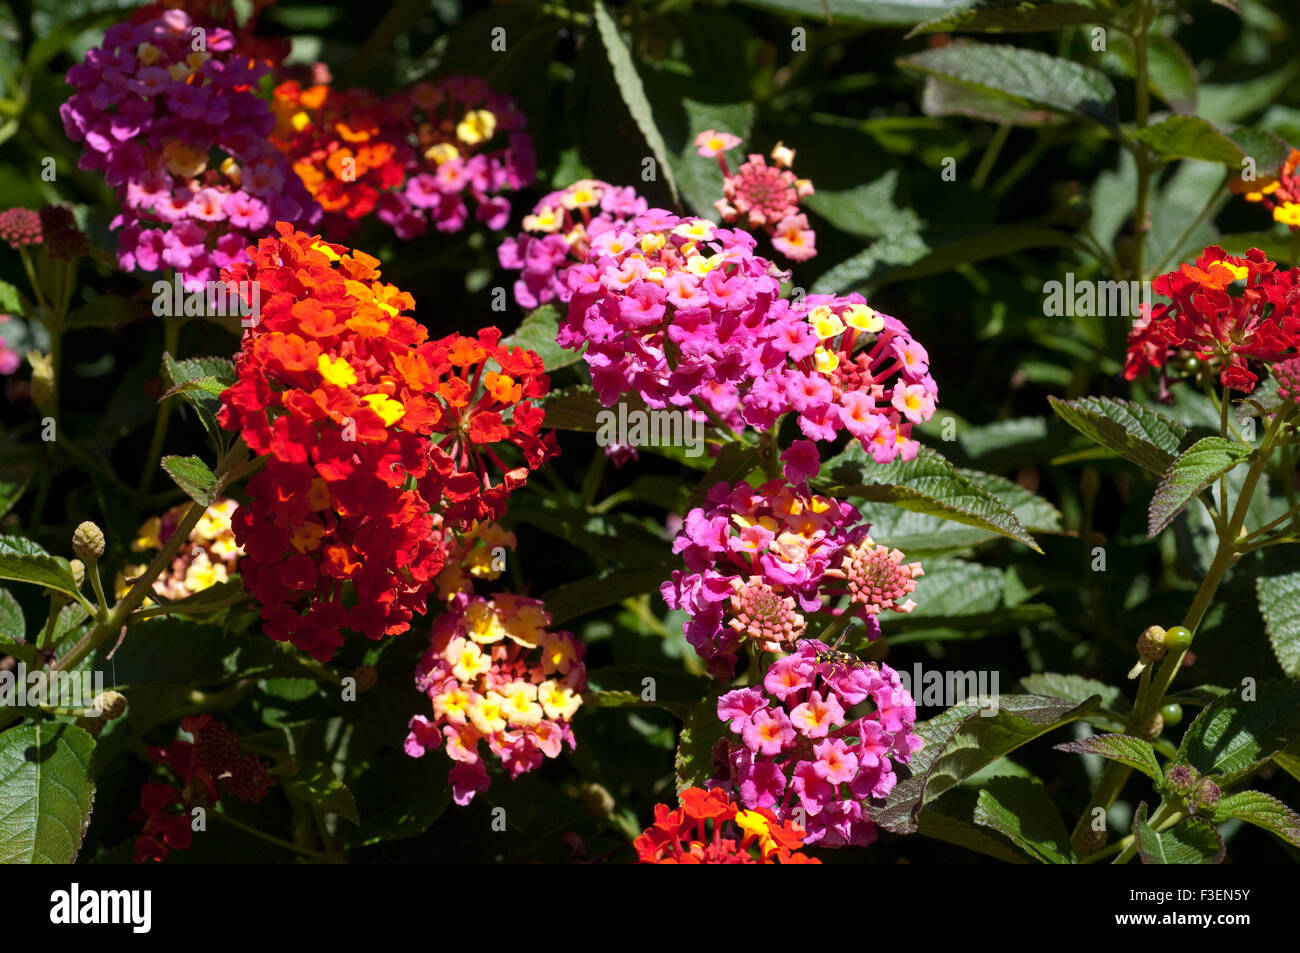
[501,304,581,373]
[161,455,217,507]
[0,535,93,609]
[1257,572,1300,677]
[1048,395,1186,475]
[909,1,1105,37]
[1148,437,1252,536]
[1211,790,1300,848]
[1054,733,1163,781]
[1132,802,1224,864]
[973,776,1075,863]
[899,42,1118,128]
[282,761,359,824]
[1177,678,1300,784]
[0,722,97,863]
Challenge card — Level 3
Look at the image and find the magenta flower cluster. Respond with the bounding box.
[59,9,318,289]
[560,210,786,430]
[498,179,648,310]
[714,640,922,848]
[660,466,871,677]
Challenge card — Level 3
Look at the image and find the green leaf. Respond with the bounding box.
[871,693,1101,834]
[585,666,712,718]
[675,688,729,794]
[0,586,22,642]
[735,0,970,26]
[819,444,1040,552]
[538,568,671,625]
[161,353,235,447]
[802,170,921,240]
[345,749,449,848]
[1048,396,1186,475]
[501,305,581,373]
[282,761,360,825]
[1054,734,1163,782]
[1177,679,1300,784]
[0,722,97,863]
[161,455,218,506]
[1211,790,1300,848]
[0,535,93,609]
[1134,117,1292,174]
[898,42,1118,128]
[908,1,1106,37]
[915,806,1030,863]
[91,618,234,687]
[591,1,678,205]
[1257,572,1300,677]
[973,776,1075,863]
[1148,437,1252,536]
[1018,673,1128,714]
[1132,802,1224,864]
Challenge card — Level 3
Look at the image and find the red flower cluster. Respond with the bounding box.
[1125,246,1300,393]
[634,786,819,864]
[218,224,555,660]
[134,715,272,863]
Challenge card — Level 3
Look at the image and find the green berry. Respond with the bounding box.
[1160,703,1183,726]
[1164,625,1193,651]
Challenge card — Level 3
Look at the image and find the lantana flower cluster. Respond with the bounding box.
[660,474,869,677]
[713,640,922,848]
[1124,246,1300,394]
[120,497,243,601]
[752,292,937,462]
[60,9,318,289]
[695,130,816,262]
[270,75,534,240]
[217,225,556,661]
[634,786,819,863]
[561,209,785,428]
[404,594,587,805]
[498,179,648,309]
[1232,149,1300,229]
[134,714,273,863]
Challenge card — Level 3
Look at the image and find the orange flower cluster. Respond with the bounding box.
[218,223,555,660]
[634,786,820,864]
[270,75,534,239]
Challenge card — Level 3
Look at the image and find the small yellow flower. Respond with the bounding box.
[361,393,405,426]
[843,303,883,333]
[425,142,460,165]
[456,109,497,146]
[809,306,845,340]
[318,354,357,388]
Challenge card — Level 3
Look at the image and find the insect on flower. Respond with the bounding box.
[813,629,869,675]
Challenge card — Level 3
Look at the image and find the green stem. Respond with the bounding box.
[136,313,182,495]
[1131,0,1152,281]
[1071,408,1290,854]
[972,123,1011,190]
[213,810,329,860]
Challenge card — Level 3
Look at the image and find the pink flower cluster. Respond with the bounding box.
[714,640,922,847]
[695,130,816,262]
[660,471,869,677]
[404,594,587,806]
[60,9,318,289]
[498,179,647,310]
[375,76,535,239]
[753,293,938,463]
[560,210,786,429]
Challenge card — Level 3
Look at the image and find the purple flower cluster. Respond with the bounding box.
[714,640,922,847]
[498,179,648,309]
[60,9,318,289]
[660,467,870,677]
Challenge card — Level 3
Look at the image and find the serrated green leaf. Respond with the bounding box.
[1177,678,1300,784]
[1018,673,1128,714]
[0,722,97,863]
[501,304,581,373]
[915,806,1030,863]
[1257,572,1300,677]
[592,1,678,205]
[675,688,729,795]
[908,0,1105,37]
[819,444,1040,551]
[345,749,449,848]
[872,693,1100,834]
[1148,437,1252,536]
[1054,733,1163,781]
[1132,802,1224,864]
[899,42,1118,128]
[0,535,93,609]
[161,455,217,506]
[1134,116,1291,173]
[1048,395,1186,475]
[1211,790,1300,847]
[973,776,1075,863]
